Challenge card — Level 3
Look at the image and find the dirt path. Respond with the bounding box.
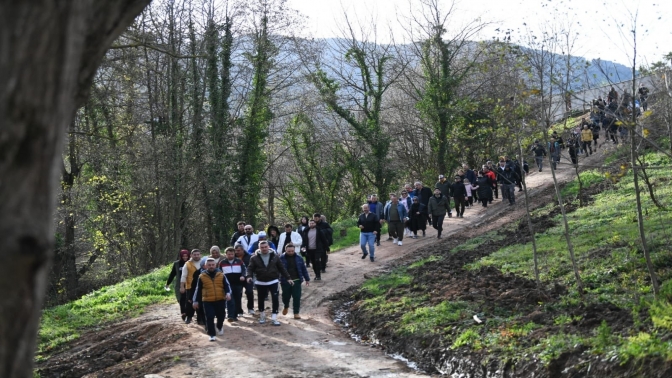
[38,151,607,378]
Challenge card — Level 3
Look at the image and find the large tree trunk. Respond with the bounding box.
[0,1,149,377]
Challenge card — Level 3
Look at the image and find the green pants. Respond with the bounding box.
[281,280,302,314]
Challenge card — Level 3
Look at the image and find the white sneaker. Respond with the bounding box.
[209,336,216,342]
[393,238,398,244]
[259,312,266,324]
[398,241,403,246]
[272,319,281,326]
[217,326,223,336]
[248,309,255,316]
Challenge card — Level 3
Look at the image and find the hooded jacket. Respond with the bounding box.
[246,250,291,285]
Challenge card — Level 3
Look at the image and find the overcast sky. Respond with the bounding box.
[286,0,670,66]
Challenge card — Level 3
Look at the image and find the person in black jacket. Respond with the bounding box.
[230,221,246,247]
[300,219,330,280]
[357,204,380,261]
[408,197,426,238]
[165,249,191,320]
[473,171,493,207]
[246,241,292,326]
[219,247,246,322]
[496,159,518,206]
[234,243,255,316]
[530,141,546,172]
[414,181,433,224]
[451,176,467,218]
[314,213,333,272]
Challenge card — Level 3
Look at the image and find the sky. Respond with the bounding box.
[286,0,671,66]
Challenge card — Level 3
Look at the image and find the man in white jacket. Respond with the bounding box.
[235,225,258,252]
[278,223,303,254]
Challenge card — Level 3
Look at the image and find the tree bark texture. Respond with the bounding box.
[0,1,149,376]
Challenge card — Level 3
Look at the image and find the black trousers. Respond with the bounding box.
[431,214,445,232]
[243,281,254,312]
[203,300,226,336]
[307,249,325,277]
[454,196,466,216]
[257,283,280,314]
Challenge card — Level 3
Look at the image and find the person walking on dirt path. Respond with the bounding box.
[300,219,329,280]
[280,243,310,319]
[230,221,246,247]
[192,258,232,341]
[414,181,433,225]
[399,190,412,237]
[166,249,190,321]
[581,125,593,155]
[474,170,493,207]
[234,244,255,316]
[236,225,258,253]
[428,188,450,238]
[313,213,333,273]
[531,140,546,172]
[409,196,426,238]
[567,132,580,166]
[246,241,293,326]
[220,247,246,322]
[367,194,385,247]
[181,249,203,324]
[451,177,467,218]
[484,166,497,203]
[384,194,408,246]
[548,138,561,170]
[358,203,380,261]
[319,214,333,269]
[297,216,310,266]
[278,223,303,254]
[434,175,453,218]
[496,159,518,206]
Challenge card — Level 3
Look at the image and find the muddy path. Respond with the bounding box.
[37,152,607,378]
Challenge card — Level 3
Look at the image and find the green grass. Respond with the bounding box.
[560,169,605,198]
[38,265,173,357]
[469,151,672,303]
[399,301,473,335]
[330,218,388,252]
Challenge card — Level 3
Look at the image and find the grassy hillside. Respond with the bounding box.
[37,265,173,359]
[341,147,672,374]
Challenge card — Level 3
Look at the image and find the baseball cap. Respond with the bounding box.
[438,174,445,179]
[258,231,267,238]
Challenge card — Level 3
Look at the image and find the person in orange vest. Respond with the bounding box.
[192,258,232,341]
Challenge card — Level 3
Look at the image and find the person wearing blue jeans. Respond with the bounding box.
[357,204,380,262]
